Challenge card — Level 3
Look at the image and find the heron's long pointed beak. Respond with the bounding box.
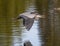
[36,15,45,18]
[36,15,42,18]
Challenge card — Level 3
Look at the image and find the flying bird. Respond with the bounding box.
[16,12,45,31]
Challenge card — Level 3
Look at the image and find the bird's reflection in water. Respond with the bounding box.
[24,40,32,46]
[21,20,41,46]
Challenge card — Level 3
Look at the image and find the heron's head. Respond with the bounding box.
[31,12,45,19]
[30,11,38,14]
[34,15,41,20]
[30,11,40,19]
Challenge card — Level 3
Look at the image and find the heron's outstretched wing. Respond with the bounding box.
[17,15,28,20]
[24,18,34,31]
[18,15,34,30]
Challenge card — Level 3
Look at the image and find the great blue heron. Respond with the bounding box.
[16,12,45,31]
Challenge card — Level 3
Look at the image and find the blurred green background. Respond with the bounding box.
[0,0,60,46]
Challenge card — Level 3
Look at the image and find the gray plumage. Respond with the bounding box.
[17,15,34,30]
[17,12,44,31]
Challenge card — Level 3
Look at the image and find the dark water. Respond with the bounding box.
[21,21,42,46]
[1,0,60,46]
[11,20,42,46]
[11,1,42,45]
[0,0,46,46]
[10,0,43,46]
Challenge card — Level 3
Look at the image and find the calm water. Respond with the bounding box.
[21,21,42,46]
[0,0,43,46]
[11,2,43,46]
[11,20,42,46]
[11,3,43,45]
[0,0,60,46]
